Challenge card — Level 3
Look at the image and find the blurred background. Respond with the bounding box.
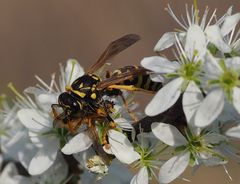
[0,0,239,183]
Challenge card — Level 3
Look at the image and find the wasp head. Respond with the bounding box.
[58,92,82,117]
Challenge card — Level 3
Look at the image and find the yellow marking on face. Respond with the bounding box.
[65,85,72,92]
[91,93,97,99]
[72,90,86,98]
[79,83,84,88]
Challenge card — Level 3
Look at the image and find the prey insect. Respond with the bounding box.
[52,34,162,164]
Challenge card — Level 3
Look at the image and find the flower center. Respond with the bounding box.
[220,70,238,89]
[178,61,201,83]
[219,62,239,101]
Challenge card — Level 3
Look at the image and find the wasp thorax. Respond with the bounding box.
[70,74,101,101]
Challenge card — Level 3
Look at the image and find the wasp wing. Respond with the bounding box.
[96,66,147,90]
[86,34,140,74]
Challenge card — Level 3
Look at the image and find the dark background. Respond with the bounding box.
[0,1,239,183]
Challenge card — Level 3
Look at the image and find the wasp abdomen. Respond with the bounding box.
[112,66,162,92]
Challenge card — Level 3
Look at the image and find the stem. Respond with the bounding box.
[193,0,199,24]
[8,82,25,101]
[67,59,77,86]
[154,144,169,156]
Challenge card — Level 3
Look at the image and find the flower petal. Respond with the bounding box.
[185,25,207,61]
[61,132,92,155]
[141,56,180,73]
[0,163,31,184]
[183,81,203,124]
[115,118,133,130]
[219,143,240,162]
[225,57,240,69]
[108,130,140,164]
[221,13,240,36]
[205,25,231,53]
[225,124,240,138]
[65,59,84,84]
[195,89,224,127]
[232,87,240,113]
[18,141,37,170]
[28,131,59,148]
[154,32,177,51]
[203,133,227,144]
[233,39,240,52]
[150,73,165,82]
[203,52,223,77]
[199,153,227,166]
[130,167,148,184]
[33,153,68,184]
[37,93,58,111]
[145,77,183,116]
[28,145,58,175]
[17,109,51,132]
[151,123,187,146]
[159,152,190,183]
[217,101,239,122]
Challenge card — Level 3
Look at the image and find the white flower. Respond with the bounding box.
[0,154,68,184]
[154,4,230,52]
[0,95,38,173]
[142,26,206,116]
[152,99,228,183]
[195,53,240,127]
[12,59,84,175]
[130,132,165,184]
[0,156,31,184]
[152,122,227,183]
[18,108,60,175]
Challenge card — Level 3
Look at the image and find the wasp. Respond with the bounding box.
[52,34,162,164]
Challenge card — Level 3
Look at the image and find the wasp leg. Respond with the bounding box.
[119,93,139,122]
[51,104,60,118]
[68,118,83,134]
[51,104,68,129]
[107,84,154,93]
[102,120,116,149]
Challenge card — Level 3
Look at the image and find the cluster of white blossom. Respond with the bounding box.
[0,3,240,184]
[140,4,240,183]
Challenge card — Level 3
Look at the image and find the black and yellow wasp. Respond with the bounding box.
[52,34,162,163]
